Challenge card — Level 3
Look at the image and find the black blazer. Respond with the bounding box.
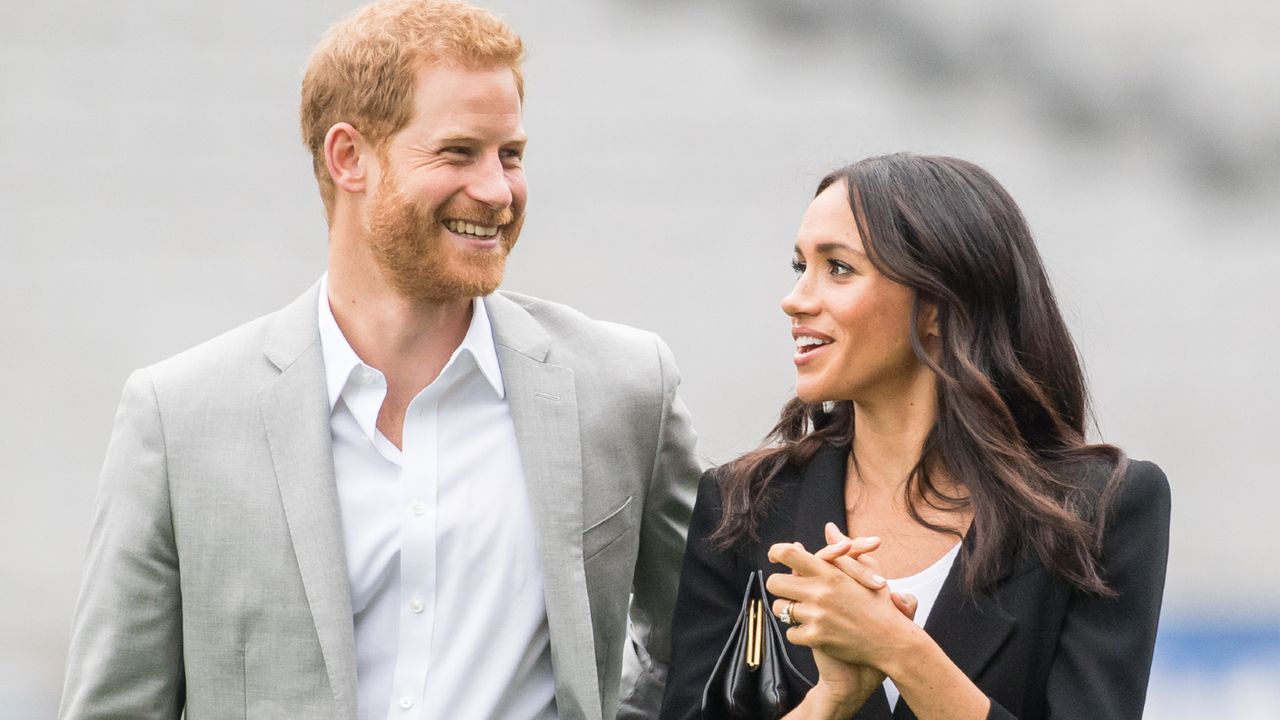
[659,444,1171,720]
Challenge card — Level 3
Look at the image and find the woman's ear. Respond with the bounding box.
[324,122,372,196]
[920,302,940,338]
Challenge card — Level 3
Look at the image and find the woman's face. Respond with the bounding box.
[782,182,931,404]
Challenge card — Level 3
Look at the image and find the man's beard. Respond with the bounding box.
[365,171,523,303]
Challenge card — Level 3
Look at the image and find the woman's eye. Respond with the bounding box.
[828,259,853,276]
[790,259,806,275]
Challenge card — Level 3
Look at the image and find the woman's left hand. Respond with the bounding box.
[766,540,917,670]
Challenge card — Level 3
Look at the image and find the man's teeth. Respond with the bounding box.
[796,336,832,348]
[444,219,499,237]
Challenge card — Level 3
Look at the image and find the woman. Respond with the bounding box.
[659,154,1170,720]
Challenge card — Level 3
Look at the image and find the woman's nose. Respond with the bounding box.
[781,279,819,318]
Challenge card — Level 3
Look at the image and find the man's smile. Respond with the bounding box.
[443,218,500,238]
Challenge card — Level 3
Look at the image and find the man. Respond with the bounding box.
[59,1,701,718]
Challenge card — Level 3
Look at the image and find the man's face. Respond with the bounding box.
[365,64,527,303]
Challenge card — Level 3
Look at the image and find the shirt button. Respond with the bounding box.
[409,596,425,613]
[410,500,426,516]
[399,696,414,710]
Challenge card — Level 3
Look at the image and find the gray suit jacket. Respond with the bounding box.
[60,283,702,720]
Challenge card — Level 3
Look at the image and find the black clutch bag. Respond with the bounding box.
[701,570,814,719]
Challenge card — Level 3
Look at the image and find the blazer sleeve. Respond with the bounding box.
[59,369,185,719]
[617,336,702,720]
[657,468,746,720]
[988,460,1172,720]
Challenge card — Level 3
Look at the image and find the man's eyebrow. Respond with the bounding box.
[431,133,527,146]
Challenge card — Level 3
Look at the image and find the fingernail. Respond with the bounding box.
[871,574,886,586]
[865,536,880,544]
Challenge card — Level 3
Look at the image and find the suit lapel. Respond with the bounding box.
[259,283,358,720]
[486,293,602,720]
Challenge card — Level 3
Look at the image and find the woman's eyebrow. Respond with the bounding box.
[813,242,867,258]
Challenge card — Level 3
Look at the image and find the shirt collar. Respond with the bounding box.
[316,273,506,414]
[459,293,505,399]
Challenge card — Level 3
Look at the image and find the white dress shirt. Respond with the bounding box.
[318,276,556,720]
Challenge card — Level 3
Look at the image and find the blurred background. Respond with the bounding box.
[2,0,1277,717]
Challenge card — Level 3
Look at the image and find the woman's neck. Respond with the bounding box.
[849,369,939,495]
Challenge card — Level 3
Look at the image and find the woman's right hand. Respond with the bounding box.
[818,523,918,615]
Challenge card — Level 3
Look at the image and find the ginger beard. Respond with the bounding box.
[365,167,524,303]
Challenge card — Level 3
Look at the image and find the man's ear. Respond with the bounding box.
[324,122,373,196]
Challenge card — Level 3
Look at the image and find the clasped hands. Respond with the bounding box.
[766,522,919,717]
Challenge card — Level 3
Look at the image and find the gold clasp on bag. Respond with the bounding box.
[746,598,764,669]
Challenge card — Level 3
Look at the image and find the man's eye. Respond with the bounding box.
[443,147,471,156]
[790,259,806,275]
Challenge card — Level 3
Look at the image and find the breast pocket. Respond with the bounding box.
[583,495,635,562]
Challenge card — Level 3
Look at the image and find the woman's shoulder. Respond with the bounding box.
[1057,454,1170,525]
[1113,458,1171,522]
[699,442,842,502]
[695,442,846,548]
[1120,458,1169,495]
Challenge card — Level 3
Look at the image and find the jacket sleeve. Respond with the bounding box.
[988,460,1172,720]
[657,468,746,720]
[617,336,703,720]
[60,369,185,719]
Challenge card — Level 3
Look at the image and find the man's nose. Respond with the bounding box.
[466,153,514,210]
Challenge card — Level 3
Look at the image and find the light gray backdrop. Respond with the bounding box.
[3,0,1277,717]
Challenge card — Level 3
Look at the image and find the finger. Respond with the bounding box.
[814,539,852,561]
[767,542,834,577]
[785,622,817,649]
[856,551,882,575]
[771,598,802,624]
[891,592,918,620]
[765,570,810,601]
[823,522,843,546]
[829,553,887,591]
[824,522,881,555]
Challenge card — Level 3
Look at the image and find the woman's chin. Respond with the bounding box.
[795,387,829,405]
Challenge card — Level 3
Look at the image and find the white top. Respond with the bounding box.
[882,542,962,710]
[318,276,556,720]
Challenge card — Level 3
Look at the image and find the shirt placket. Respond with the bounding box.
[388,387,441,719]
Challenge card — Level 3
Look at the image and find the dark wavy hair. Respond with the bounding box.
[712,153,1124,596]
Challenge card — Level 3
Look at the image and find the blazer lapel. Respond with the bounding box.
[486,293,602,720]
[259,283,358,720]
[914,537,1017,700]
[792,443,852,553]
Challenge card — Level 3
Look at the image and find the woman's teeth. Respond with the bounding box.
[796,336,832,353]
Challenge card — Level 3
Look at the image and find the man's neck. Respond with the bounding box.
[326,254,474,449]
